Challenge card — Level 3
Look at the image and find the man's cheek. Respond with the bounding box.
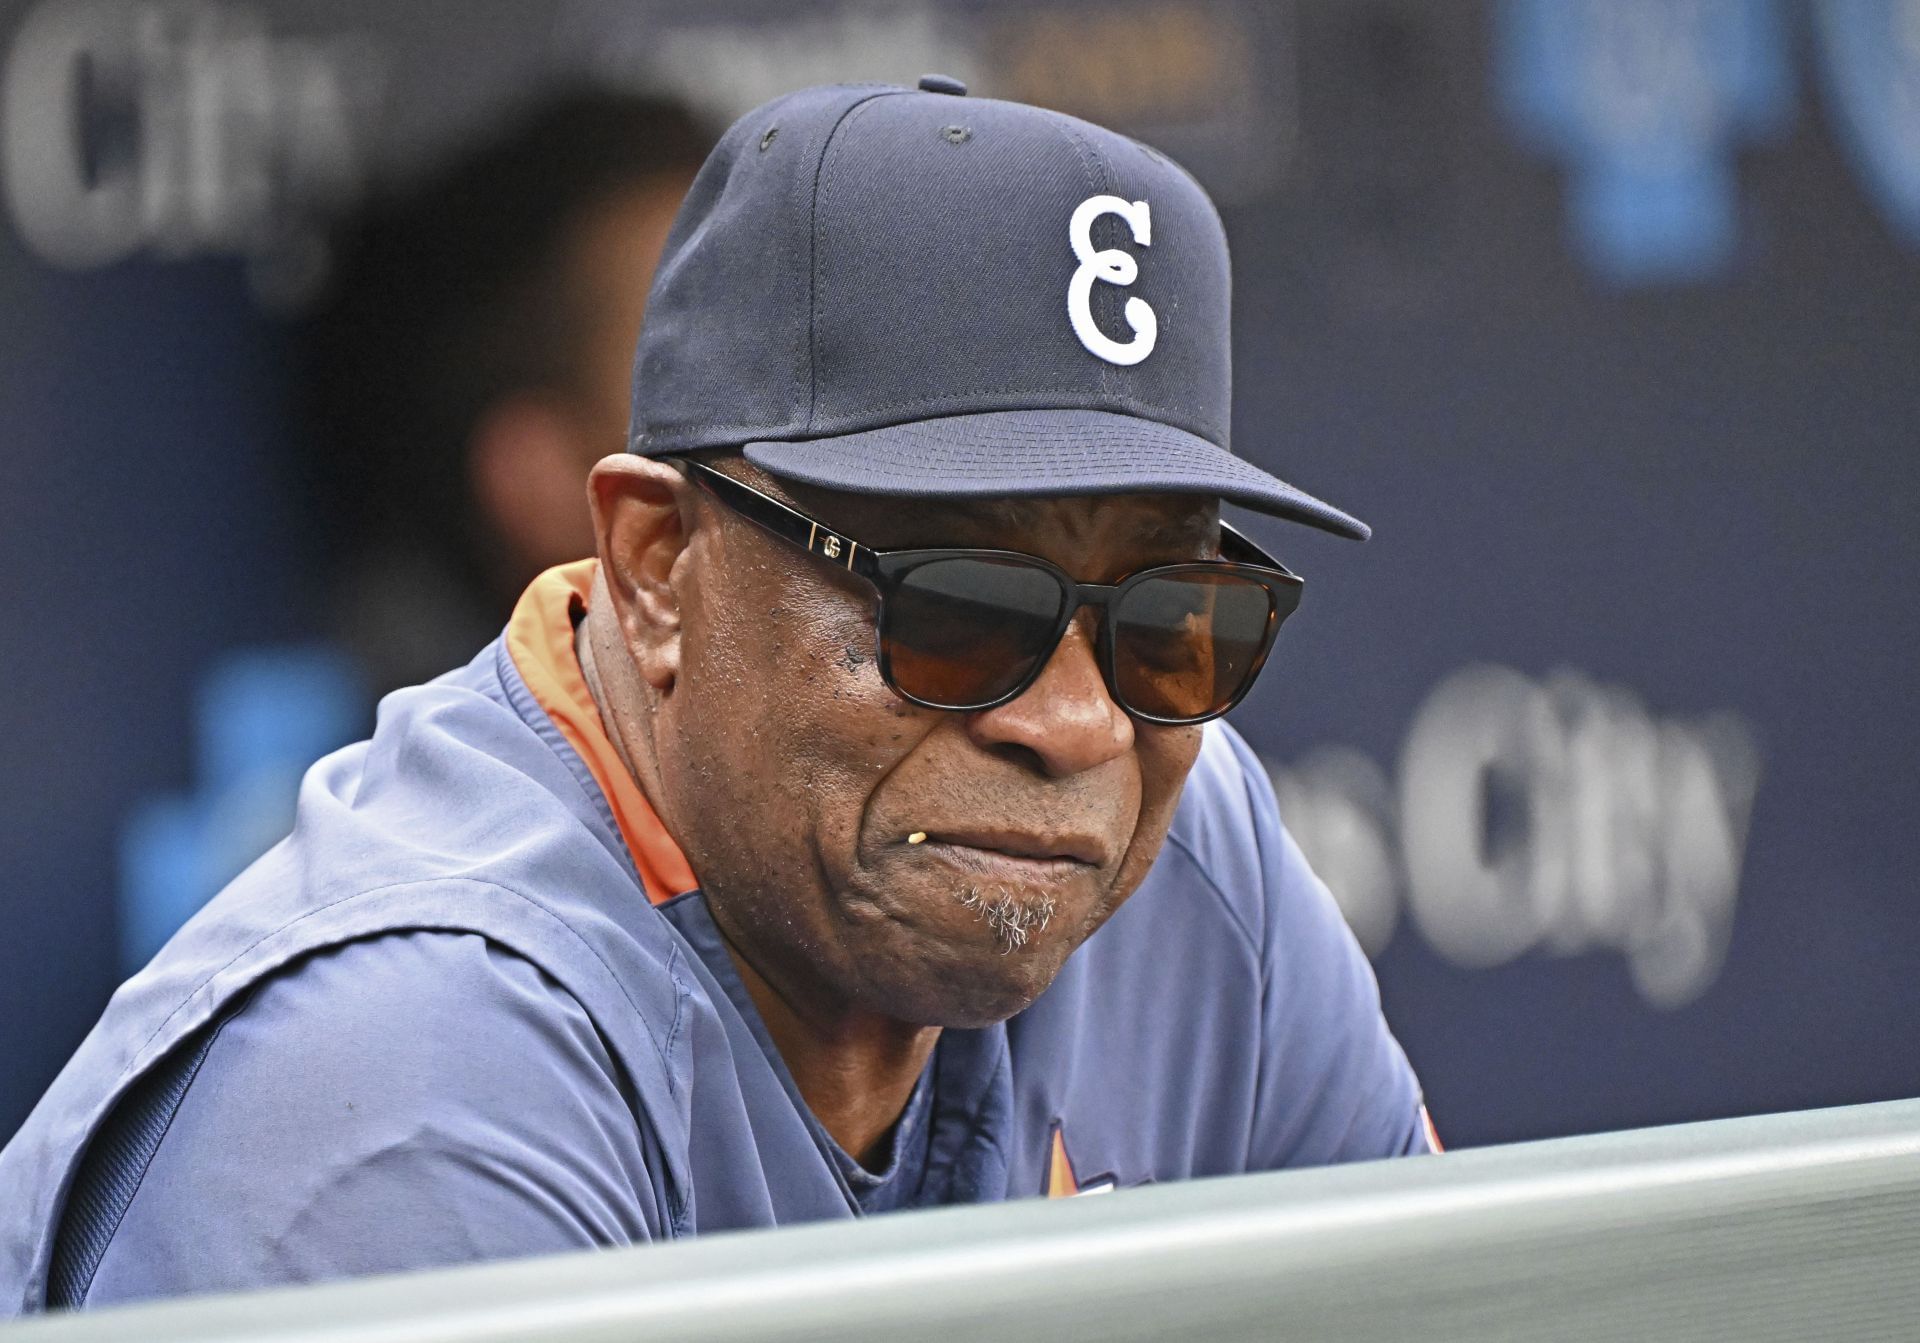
[1113,729,1204,883]
[1147,727,1205,808]
[778,704,917,874]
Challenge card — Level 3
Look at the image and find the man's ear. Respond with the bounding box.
[589,455,699,691]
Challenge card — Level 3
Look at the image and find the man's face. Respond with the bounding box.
[651,462,1214,1029]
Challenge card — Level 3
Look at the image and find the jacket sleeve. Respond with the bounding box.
[1222,727,1436,1168]
[82,929,660,1307]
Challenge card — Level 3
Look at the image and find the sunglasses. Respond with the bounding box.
[678,458,1305,726]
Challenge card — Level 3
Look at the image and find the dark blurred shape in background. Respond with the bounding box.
[1,0,1917,1154]
[302,90,707,693]
[84,84,708,984]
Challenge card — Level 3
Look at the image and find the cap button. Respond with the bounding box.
[917,73,967,96]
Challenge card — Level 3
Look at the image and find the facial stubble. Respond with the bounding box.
[956,882,1059,954]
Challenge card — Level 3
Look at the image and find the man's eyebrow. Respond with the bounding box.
[948,497,1221,547]
[1135,510,1222,550]
[745,470,1223,553]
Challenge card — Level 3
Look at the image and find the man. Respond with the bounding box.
[0,78,1432,1315]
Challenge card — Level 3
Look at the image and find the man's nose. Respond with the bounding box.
[965,613,1133,777]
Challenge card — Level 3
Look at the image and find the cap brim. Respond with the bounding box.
[742,409,1369,540]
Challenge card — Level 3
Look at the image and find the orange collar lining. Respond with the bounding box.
[505,560,697,905]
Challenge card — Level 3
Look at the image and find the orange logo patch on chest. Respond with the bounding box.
[1045,1121,1116,1198]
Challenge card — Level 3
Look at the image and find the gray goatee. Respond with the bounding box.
[957,884,1058,954]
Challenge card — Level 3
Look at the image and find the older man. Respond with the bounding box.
[0,79,1431,1315]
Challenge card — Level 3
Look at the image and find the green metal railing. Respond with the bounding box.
[11,1098,1920,1342]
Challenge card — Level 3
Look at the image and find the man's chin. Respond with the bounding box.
[858,922,1083,1030]
[888,978,1053,1031]
[835,864,1119,1025]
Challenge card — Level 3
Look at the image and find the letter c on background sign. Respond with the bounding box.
[1067,194,1157,366]
[2,1,146,268]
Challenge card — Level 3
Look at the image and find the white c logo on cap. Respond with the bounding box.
[1067,194,1157,366]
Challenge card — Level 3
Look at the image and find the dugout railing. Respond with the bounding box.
[9,1097,1920,1342]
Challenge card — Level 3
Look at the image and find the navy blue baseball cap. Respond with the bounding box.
[628,77,1368,540]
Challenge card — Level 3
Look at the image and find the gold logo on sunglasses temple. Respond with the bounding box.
[805,522,858,569]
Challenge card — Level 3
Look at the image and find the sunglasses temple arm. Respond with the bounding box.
[679,458,877,576]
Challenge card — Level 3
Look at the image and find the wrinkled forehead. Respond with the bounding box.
[716,453,1221,561]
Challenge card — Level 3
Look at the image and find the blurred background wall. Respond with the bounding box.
[1,0,1916,1151]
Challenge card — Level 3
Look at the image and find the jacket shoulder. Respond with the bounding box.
[81,929,664,1306]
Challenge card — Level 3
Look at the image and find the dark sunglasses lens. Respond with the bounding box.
[1113,573,1278,721]
[882,557,1069,708]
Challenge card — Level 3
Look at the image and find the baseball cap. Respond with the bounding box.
[628,77,1368,540]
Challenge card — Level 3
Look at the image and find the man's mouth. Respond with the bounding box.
[904,828,1106,876]
[890,829,1108,952]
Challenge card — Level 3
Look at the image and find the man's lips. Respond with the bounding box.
[904,828,1107,874]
